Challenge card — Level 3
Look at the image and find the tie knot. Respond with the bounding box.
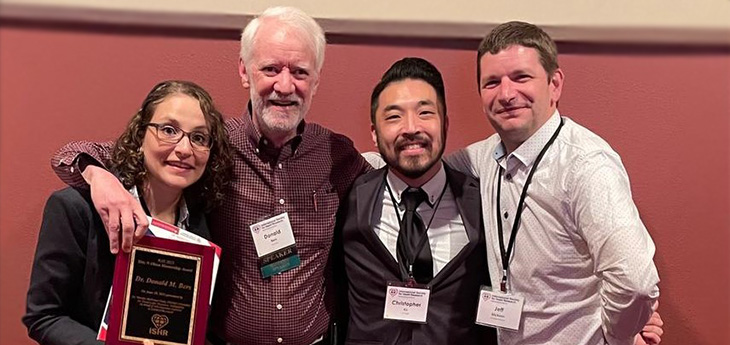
[401,187,428,212]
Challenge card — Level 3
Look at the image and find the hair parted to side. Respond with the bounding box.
[476,21,559,87]
[110,80,233,211]
[240,6,326,72]
[370,57,447,124]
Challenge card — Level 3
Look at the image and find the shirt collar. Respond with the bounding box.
[129,185,190,229]
[493,110,561,168]
[386,161,446,207]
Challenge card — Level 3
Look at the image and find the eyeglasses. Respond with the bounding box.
[146,123,212,151]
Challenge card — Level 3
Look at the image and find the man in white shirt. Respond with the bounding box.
[336,57,498,345]
[447,21,662,345]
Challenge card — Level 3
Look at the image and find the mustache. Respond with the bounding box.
[267,93,301,104]
[395,134,431,151]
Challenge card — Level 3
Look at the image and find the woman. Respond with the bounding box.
[23,80,232,345]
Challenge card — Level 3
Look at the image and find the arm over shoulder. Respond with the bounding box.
[51,141,114,188]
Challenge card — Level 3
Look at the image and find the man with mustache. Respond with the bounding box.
[446,21,662,345]
[51,6,370,345]
[336,57,498,345]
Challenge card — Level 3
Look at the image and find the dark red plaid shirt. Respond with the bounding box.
[52,112,370,345]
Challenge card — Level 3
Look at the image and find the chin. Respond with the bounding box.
[398,158,437,178]
[161,176,199,190]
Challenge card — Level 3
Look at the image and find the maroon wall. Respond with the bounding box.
[1,21,728,345]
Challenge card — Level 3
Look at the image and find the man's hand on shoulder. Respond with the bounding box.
[83,165,148,254]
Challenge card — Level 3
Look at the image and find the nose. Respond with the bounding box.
[497,78,517,105]
[273,68,294,95]
[402,112,421,136]
[174,135,194,157]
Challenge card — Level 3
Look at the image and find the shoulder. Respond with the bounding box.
[444,163,479,185]
[352,167,387,187]
[556,117,628,187]
[45,187,94,214]
[558,117,620,159]
[302,122,365,170]
[465,133,501,154]
[224,116,244,131]
[305,122,358,151]
[446,133,501,177]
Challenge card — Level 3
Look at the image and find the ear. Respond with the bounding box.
[443,114,450,137]
[238,59,250,90]
[311,72,321,96]
[549,68,564,107]
[371,122,378,148]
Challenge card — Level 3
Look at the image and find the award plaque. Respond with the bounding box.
[106,236,216,345]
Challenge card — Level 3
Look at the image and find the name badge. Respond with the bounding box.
[475,286,524,331]
[383,282,430,323]
[249,213,300,278]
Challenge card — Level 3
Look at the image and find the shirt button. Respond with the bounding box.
[279,198,285,205]
[503,211,509,219]
[278,163,283,169]
[255,148,260,153]
[276,304,283,310]
[277,338,283,343]
[505,173,512,181]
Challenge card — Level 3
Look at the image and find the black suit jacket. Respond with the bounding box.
[23,187,210,345]
[336,164,497,345]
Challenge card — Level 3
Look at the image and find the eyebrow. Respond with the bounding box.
[382,99,437,113]
[418,100,437,107]
[382,104,404,113]
[155,116,210,131]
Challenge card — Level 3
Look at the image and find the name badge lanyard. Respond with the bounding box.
[385,172,448,284]
[496,118,564,293]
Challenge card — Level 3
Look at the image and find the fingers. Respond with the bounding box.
[647,311,664,327]
[133,206,150,242]
[142,340,155,345]
[653,300,659,311]
[105,206,121,255]
[640,311,664,345]
[641,331,661,345]
[642,325,663,336]
[120,207,136,253]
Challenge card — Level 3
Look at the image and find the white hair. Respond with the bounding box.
[240,6,326,72]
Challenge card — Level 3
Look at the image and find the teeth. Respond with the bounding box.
[167,162,191,169]
[401,144,424,150]
[271,101,296,106]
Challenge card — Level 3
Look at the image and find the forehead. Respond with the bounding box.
[378,79,439,107]
[479,45,544,75]
[250,21,316,67]
[151,94,207,126]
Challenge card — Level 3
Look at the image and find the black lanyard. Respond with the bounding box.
[495,118,564,292]
[384,170,447,279]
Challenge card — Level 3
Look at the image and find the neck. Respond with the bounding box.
[501,109,557,155]
[141,181,182,225]
[392,161,442,188]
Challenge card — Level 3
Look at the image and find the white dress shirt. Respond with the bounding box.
[447,111,660,345]
[373,163,469,276]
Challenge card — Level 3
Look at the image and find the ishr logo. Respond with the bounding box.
[149,314,169,336]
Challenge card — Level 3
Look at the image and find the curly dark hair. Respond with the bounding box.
[110,80,233,211]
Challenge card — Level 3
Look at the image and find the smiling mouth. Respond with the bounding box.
[165,161,194,170]
[496,105,528,114]
[397,141,430,154]
[269,100,299,107]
